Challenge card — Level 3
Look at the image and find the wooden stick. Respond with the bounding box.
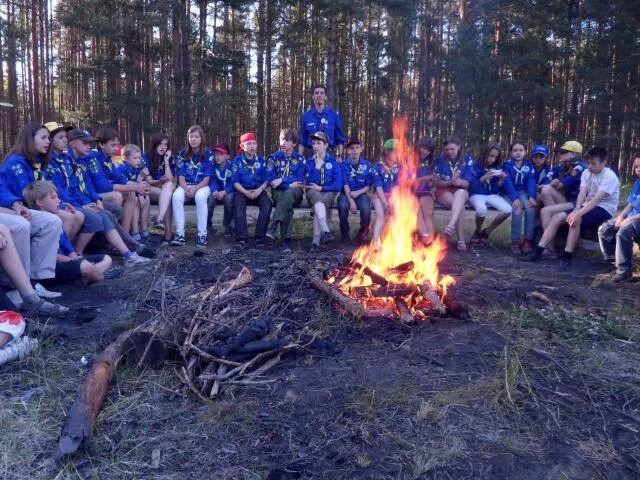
[419,284,446,314]
[395,298,415,325]
[308,275,365,319]
[389,261,414,274]
[353,262,388,287]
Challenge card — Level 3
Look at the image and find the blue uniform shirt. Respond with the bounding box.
[87,150,129,193]
[299,107,346,149]
[116,162,143,183]
[527,165,551,198]
[142,153,174,181]
[549,160,585,203]
[47,151,92,207]
[210,162,234,193]
[0,153,47,207]
[175,149,213,185]
[341,157,374,191]
[67,148,101,203]
[58,231,75,256]
[626,179,640,217]
[433,154,474,181]
[464,162,517,199]
[305,155,343,192]
[502,159,533,195]
[231,153,269,190]
[265,151,306,191]
[373,162,400,194]
[415,155,434,195]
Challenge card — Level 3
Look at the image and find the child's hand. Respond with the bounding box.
[567,210,581,226]
[65,203,76,213]
[512,199,522,214]
[551,179,560,188]
[0,230,7,249]
[349,198,357,213]
[527,197,538,208]
[308,183,322,191]
[164,150,172,161]
[481,172,492,182]
[271,178,283,189]
[614,215,624,228]
[289,181,303,188]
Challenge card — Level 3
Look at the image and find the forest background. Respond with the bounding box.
[0,0,639,180]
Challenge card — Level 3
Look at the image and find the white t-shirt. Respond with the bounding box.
[580,167,620,216]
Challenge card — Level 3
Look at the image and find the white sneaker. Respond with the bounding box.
[35,283,62,299]
[0,336,39,366]
[123,252,151,267]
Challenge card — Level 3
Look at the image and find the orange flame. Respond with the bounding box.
[331,117,455,317]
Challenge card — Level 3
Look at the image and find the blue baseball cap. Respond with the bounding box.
[531,144,549,157]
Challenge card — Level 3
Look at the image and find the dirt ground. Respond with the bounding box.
[1,221,639,480]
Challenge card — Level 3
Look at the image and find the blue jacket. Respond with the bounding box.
[209,162,234,193]
[87,150,129,193]
[341,157,374,191]
[433,154,474,181]
[67,148,101,203]
[231,153,269,190]
[626,179,640,217]
[175,149,213,185]
[415,155,433,195]
[0,153,47,207]
[527,165,551,198]
[305,155,343,192]
[266,151,306,191]
[47,151,92,207]
[116,162,143,183]
[549,160,585,203]
[502,159,533,196]
[299,107,346,149]
[142,153,174,181]
[373,162,400,194]
[464,162,517,199]
[58,231,75,256]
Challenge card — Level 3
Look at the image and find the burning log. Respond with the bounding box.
[389,261,415,274]
[309,274,365,319]
[352,262,388,287]
[419,284,446,315]
[394,298,415,325]
[351,284,415,298]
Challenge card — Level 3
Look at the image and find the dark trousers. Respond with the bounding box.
[337,193,371,239]
[272,188,303,239]
[233,191,272,241]
[207,192,234,229]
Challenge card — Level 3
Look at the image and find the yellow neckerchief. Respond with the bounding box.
[54,152,71,188]
[241,153,258,175]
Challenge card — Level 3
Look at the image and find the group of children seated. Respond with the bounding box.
[0,120,638,364]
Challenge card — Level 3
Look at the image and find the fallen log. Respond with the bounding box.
[419,284,447,315]
[308,275,365,319]
[351,284,415,298]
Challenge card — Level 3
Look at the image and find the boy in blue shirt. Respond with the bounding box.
[298,85,346,158]
[337,138,373,244]
[232,133,272,249]
[207,143,234,237]
[265,128,306,252]
[598,152,640,282]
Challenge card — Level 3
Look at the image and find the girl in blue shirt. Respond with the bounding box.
[171,125,213,248]
[433,135,473,250]
[371,141,400,248]
[465,143,515,245]
[142,132,174,243]
[414,136,436,245]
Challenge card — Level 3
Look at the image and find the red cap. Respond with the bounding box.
[240,133,257,144]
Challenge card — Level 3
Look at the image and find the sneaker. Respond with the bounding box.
[103,267,124,280]
[282,239,292,254]
[510,243,522,255]
[522,240,534,254]
[34,283,62,299]
[265,224,277,240]
[223,226,234,238]
[123,252,152,267]
[170,234,186,246]
[612,271,633,283]
[0,336,39,366]
[321,231,336,244]
[254,237,265,248]
[233,240,247,251]
[153,220,165,230]
[196,234,208,247]
[22,296,69,317]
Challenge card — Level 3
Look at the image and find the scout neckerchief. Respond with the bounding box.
[100,151,115,174]
[241,153,259,176]
[379,161,396,186]
[510,159,526,185]
[33,159,44,181]
[54,153,71,189]
[215,162,229,188]
[536,166,547,186]
[281,151,295,178]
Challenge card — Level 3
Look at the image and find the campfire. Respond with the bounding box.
[316,118,457,323]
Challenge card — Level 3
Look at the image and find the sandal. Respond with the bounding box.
[22,296,69,317]
[470,231,482,244]
[457,240,467,251]
[478,229,489,245]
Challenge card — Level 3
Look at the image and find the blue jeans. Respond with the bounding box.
[207,192,234,229]
[510,191,536,242]
[233,191,272,241]
[337,193,371,240]
[598,218,640,275]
